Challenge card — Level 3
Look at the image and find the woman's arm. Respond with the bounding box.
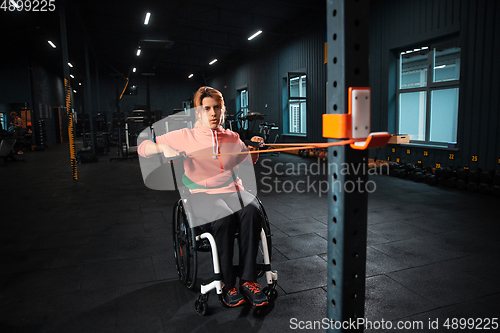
[141,140,179,158]
[249,136,264,163]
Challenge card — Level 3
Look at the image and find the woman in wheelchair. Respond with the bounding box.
[137,86,269,308]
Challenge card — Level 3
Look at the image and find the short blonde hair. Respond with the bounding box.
[193,86,226,126]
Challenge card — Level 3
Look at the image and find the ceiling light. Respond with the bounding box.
[248,30,262,40]
[48,41,56,48]
[70,74,74,78]
[209,59,217,65]
[68,63,73,67]
[422,46,429,50]
[434,65,446,69]
[73,90,77,93]
[144,12,151,25]
[136,49,141,56]
[188,74,194,78]
[79,82,82,85]
[133,68,136,73]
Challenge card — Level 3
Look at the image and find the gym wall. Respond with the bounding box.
[208,27,327,145]
[96,72,203,121]
[370,0,500,170]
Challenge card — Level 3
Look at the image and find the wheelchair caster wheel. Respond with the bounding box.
[195,299,209,315]
[262,287,278,302]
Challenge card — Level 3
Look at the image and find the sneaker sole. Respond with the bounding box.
[252,300,269,307]
[223,299,246,307]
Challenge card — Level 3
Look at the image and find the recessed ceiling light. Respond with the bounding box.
[133,68,137,73]
[136,49,141,56]
[209,59,217,65]
[248,30,262,40]
[144,12,151,25]
[48,41,56,48]
[68,63,73,67]
[188,73,194,78]
[70,74,74,78]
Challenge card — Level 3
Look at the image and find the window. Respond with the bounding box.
[398,41,460,145]
[286,73,307,135]
[0,113,6,130]
[239,89,248,130]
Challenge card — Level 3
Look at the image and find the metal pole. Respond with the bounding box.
[85,39,96,153]
[326,0,370,331]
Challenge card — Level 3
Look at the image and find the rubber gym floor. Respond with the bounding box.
[1,142,499,333]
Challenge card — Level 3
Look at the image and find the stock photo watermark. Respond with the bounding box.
[259,158,389,196]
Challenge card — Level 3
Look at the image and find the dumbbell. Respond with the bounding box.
[438,177,447,187]
[424,173,433,183]
[493,185,500,197]
[442,166,455,179]
[424,166,434,175]
[480,170,495,184]
[404,163,415,172]
[468,168,482,182]
[434,167,444,178]
[389,164,402,177]
[446,177,458,188]
[413,172,425,182]
[457,168,469,181]
[426,175,438,186]
[495,171,500,186]
[467,181,479,193]
[408,166,420,180]
[457,179,467,190]
[479,183,493,195]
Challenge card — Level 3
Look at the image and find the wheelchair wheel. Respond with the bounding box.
[172,199,197,289]
[256,197,272,278]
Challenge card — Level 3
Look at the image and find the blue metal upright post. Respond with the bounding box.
[326,0,370,332]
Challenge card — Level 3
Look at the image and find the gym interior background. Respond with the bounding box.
[1,0,499,332]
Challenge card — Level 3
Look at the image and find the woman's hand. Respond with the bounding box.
[144,141,178,158]
[250,136,264,149]
[158,143,179,158]
[249,136,263,163]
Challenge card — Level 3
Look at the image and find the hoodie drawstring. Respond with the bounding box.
[210,129,219,159]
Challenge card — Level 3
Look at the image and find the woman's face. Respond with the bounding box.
[198,97,222,130]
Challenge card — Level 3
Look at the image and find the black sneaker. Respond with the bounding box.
[240,281,268,307]
[222,285,246,307]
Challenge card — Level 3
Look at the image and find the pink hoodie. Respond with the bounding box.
[137,125,253,194]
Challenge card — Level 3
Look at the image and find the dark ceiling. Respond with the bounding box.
[1,0,326,82]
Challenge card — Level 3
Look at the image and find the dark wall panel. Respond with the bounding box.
[208,27,327,144]
[370,0,500,170]
[30,62,65,147]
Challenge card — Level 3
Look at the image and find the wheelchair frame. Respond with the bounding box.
[172,195,278,315]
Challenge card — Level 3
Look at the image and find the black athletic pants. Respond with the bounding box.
[189,190,262,289]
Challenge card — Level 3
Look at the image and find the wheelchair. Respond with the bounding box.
[171,191,279,315]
